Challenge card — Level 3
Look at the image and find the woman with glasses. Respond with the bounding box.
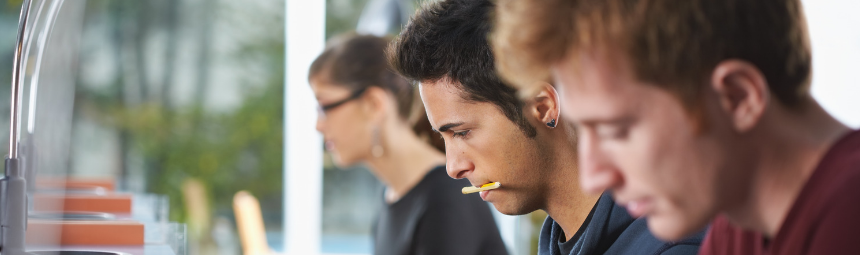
[308,33,508,255]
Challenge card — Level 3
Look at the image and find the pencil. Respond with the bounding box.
[462,182,501,194]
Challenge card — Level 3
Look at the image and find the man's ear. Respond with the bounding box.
[526,82,561,128]
[709,60,769,132]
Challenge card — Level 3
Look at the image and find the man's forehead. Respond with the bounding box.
[419,79,469,97]
[418,80,495,126]
[551,55,644,122]
[418,79,480,111]
[558,53,623,87]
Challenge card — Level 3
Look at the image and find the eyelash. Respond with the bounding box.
[452,130,470,138]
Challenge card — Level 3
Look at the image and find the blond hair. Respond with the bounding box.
[493,0,812,109]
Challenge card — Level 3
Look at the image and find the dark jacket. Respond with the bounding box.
[539,192,706,255]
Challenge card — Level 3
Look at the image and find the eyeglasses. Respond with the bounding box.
[317,87,368,116]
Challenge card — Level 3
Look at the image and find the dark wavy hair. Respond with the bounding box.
[387,0,537,137]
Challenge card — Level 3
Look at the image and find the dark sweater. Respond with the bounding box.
[372,166,509,255]
[539,192,705,255]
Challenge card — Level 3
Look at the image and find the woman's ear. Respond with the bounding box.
[361,86,393,124]
[527,82,561,129]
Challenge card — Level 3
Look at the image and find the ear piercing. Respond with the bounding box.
[546,119,556,128]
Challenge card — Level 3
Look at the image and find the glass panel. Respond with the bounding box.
[68,0,286,254]
[0,0,285,254]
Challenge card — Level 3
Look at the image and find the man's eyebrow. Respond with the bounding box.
[578,115,635,127]
[433,122,465,133]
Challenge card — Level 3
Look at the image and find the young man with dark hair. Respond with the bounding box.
[493,0,860,254]
[388,0,703,254]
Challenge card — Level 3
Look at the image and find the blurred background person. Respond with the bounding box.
[308,33,509,255]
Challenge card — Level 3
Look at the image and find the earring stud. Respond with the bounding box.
[546,119,556,128]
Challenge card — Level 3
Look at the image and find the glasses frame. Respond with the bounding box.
[318,86,368,114]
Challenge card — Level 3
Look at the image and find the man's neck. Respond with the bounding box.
[541,133,602,242]
[728,100,850,237]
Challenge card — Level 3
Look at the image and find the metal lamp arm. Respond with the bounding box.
[1,0,34,254]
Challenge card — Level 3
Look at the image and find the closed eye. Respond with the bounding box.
[452,130,470,138]
[596,124,630,140]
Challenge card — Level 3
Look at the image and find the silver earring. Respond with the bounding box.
[372,127,384,157]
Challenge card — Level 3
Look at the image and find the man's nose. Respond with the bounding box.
[578,131,622,194]
[445,147,474,179]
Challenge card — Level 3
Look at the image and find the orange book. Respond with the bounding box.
[26,220,144,245]
[33,193,133,214]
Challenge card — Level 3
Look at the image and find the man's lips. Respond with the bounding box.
[480,190,492,200]
[470,183,483,188]
[462,182,500,194]
[622,198,653,218]
[469,181,495,188]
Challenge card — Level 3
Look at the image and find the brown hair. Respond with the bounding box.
[493,0,812,109]
[309,33,445,152]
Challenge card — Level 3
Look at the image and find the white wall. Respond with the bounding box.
[804,0,860,128]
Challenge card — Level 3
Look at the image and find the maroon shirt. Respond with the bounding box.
[700,130,860,255]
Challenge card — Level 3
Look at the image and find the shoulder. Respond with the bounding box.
[699,216,760,255]
[808,129,860,199]
[653,228,705,255]
[536,216,556,255]
[415,167,494,221]
[408,168,509,254]
[784,130,860,243]
[803,179,860,254]
[421,167,482,207]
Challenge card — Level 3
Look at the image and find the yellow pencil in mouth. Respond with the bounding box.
[461,182,501,194]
